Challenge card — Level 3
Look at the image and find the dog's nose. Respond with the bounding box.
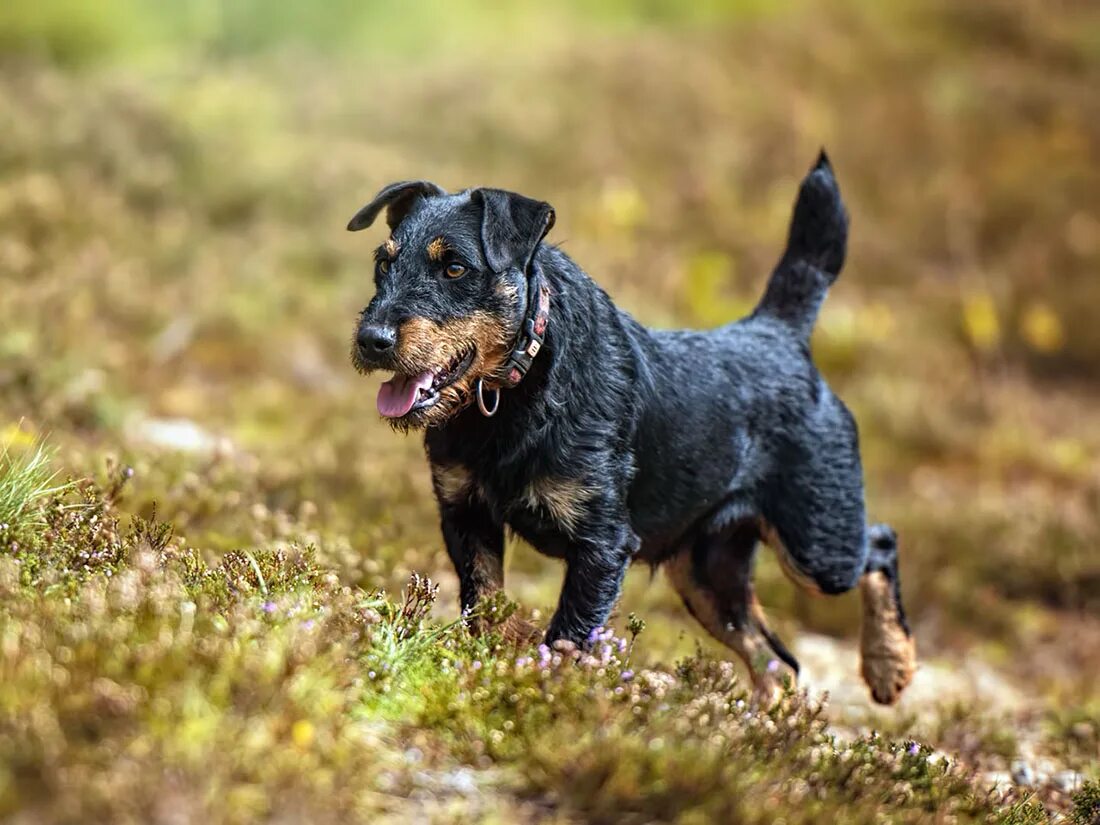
[357,324,397,357]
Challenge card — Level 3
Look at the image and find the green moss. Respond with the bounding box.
[1072,780,1100,825]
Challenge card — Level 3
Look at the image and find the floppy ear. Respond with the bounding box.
[347,180,446,232]
[474,188,556,274]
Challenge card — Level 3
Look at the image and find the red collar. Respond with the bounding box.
[501,271,550,388]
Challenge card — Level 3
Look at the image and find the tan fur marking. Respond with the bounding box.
[470,547,503,593]
[383,238,399,257]
[859,571,916,705]
[426,236,447,261]
[500,614,542,645]
[431,463,475,504]
[388,311,512,430]
[759,521,824,596]
[522,477,594,533]
[665,551,787,707]
[463,553,542,645]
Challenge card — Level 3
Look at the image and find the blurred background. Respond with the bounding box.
[1,0,1098,814]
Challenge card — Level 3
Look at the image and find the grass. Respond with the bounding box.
[1,0,1099,820]
[0,434,70,545]
[0,473,1057,823]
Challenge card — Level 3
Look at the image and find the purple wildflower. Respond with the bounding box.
[907,742,920,756]
[262,601,277,614]
[621,670,634,682]
[766,659,780,673]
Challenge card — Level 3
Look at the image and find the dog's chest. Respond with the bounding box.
[429,460,590,556]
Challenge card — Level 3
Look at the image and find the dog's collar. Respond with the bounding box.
[476,266,550,417]
[501,267,550,388]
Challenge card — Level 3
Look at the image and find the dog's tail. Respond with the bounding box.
[752,150,848,340]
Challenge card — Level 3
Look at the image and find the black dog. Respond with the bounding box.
[348,153,915,705]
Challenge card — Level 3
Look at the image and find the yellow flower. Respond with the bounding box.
[1019,302,1065,354]
[962,292,1001,353]
[1,424,35,450]
[291,719,315,748]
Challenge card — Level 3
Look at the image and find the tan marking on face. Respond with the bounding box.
[383,238,399,258]
[664,550,786,707]
[426,236,447,262]
[522,477,594,533]
[759,521,824,596]
[393,316,439,368]
[431,463,476,504]
[387,311,512,430]
[858,571,916,705]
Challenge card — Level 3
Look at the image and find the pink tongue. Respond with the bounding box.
[377,370,435,418]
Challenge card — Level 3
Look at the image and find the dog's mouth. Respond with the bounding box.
[376,347,476,419]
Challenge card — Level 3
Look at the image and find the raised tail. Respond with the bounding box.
[753,150,849,339]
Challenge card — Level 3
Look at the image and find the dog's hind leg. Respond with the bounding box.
[858,524,916,705]
[762,518,916,705]
[665,522,799,706]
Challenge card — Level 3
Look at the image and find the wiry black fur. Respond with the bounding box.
[348,152,910,660]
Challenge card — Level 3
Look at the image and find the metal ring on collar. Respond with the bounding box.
[476,378,500,417]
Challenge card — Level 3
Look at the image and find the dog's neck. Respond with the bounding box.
[494,261,552,391]
[426,244,641,477]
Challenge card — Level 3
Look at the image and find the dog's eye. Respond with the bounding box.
[444,263,467,280]
[376,259,390,276]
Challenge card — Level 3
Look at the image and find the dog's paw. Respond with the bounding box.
[859,571,916,705]
[861,642,916,705]
[500,615,543,646]
[750,676,787,710]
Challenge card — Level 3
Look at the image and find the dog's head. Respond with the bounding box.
[348,181,554,430]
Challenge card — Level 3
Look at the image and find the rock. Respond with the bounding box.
[129,417,230,454]
[1052,771,1084,793]
[1035,757,1058,784]
[440,768,478,796]
[152,317,196,362]
[1010,759,1035,787]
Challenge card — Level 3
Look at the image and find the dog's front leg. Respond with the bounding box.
[544,521,637,646]
[437,493,540,644]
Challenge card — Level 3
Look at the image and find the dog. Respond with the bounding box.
[347,153,916,705]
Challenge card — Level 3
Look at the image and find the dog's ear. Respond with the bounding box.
[474,188,556,274]
[347,180,446,232]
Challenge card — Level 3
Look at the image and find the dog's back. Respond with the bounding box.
[627,152,859,560]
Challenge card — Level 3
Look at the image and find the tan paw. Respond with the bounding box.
[751,675,787,710]
[501,615,542,646]
[859,571,916,705]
